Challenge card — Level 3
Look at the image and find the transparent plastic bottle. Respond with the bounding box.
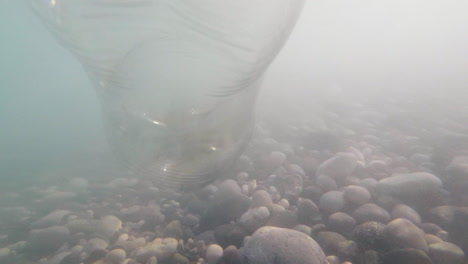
[30,0,305,190]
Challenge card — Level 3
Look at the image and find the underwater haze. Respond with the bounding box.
[1,0,468,264]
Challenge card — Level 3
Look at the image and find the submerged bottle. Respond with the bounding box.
[30,0,305,190]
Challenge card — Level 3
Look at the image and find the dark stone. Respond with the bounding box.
[59,252,81,264]
[301,185,323,203]
[214,224,249,248]
[297,198,320,224]
[199,193,250,231]
[351,221,389,253]
[222,245,242,264]
[266,210,298,229]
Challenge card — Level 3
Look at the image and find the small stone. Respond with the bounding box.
[135,237,178,263]
[343,185,371,205]
[170,253,190,264]
[240,226,326,264]
[425,234,443,245]
[327,212,356,234]
[352,203,391,224]
[293,224,312,236]
[351,222,389,253]
[251,190,273,208]
[214,223,248,248]
[106,249,126,264]
[316,153,358,179]
[316,175,338,192]
[326,255,340,264]
[147,256,157,264]
[428,242,464,264]
[319,191,346,215]
[269,151,287,167]
[383,218,428,252]
[223,245,241,264]
[391,204,421,224]
[419,223,443,235]
[278,199,289,209]
[297,198,320,224]
[86,237,109,252]
[205,244,223,264]
[164,220,184,239]
[240,207,270,233]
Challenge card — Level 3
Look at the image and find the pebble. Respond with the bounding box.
[352,203,391,224]
[319,191,346,215]
[106,249,127,264]
[316,153,358,179]
[251,190,273,208]
[134,237,178,263]
[327,212,356,234]
[297,198,320,224]
[214,223,249,248]
[240,226,327,264]
[205,244,223,264]
[383,218,428,252]
[351,221,388,253]
[316,175,338,192]
[223,245,241,264]
[343,185,371,205]
[391,204,421,224]
[428,242,465,264]
[239,206,270,233]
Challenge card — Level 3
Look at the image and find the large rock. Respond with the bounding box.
[240,226,327,264]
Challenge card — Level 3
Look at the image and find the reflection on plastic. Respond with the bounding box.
[29,0,305,190]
